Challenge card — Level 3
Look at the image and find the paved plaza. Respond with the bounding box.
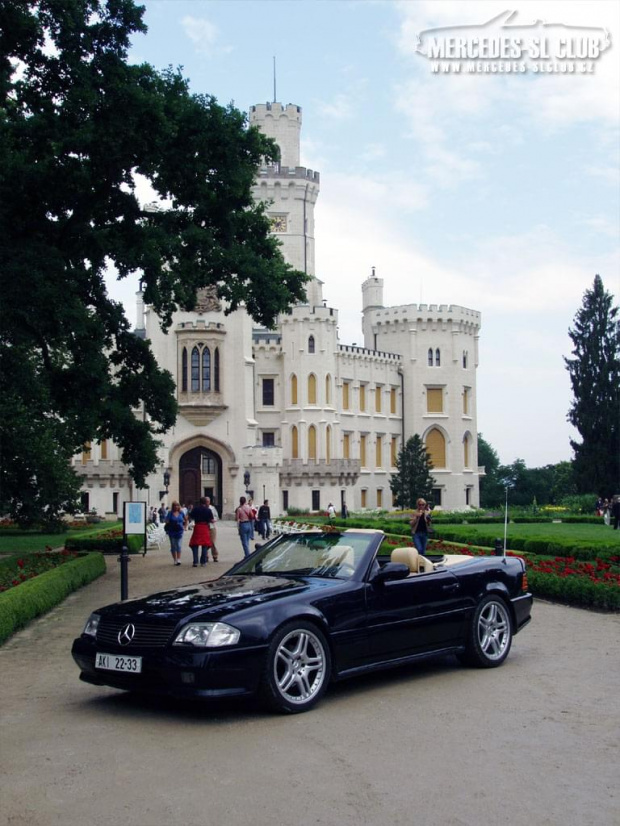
[1,521,619,826]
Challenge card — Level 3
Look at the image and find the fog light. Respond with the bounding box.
[180,672,195,684]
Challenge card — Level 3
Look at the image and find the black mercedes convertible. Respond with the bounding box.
[72,530,532,713]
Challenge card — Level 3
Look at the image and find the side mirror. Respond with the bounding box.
[372,562,410,583]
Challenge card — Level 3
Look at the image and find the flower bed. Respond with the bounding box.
[0,552,106,644]
[0,548,81,593]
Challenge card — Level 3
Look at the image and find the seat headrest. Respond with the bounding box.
[391,547,419,572]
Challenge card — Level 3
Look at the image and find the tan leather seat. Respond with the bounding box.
[391,547,434,574]
[391,547,419,573]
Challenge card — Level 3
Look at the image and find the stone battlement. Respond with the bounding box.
[337,343,401,362]
[250,102,302,121]
[369,303,481,326]
[257,165,320,183]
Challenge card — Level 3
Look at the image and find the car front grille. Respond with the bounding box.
[96,618,178,649]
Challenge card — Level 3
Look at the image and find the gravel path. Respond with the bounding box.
[1,522,618,826]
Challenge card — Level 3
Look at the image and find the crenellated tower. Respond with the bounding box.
[250,103,322,306]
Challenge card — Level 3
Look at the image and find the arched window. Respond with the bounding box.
[214,348,220,391]
[308,425,317,460]
[428,348,433,367]
[463,433,472,468]
[308,373,317,405]
[463,350,468,369]
[191,347,200,392]
[202,347,211,392]
[435,348,441,367]
[291,374,298,405]
[291,425,299,459]
[326,425,332,464]
[100,440,108,460]
[308,335,315,354]
[182,347,188,392]
[325,374,332,405]
[426,428,446,468]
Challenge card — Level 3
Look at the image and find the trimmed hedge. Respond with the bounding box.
[0,552,106,645]
[527,570,620,611]
[65,534,144,554]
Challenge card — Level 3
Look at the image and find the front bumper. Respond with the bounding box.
[71,637,267,700]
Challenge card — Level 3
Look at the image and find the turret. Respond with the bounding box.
[249,103,302,167]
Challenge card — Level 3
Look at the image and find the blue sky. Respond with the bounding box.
[110,0,619,467]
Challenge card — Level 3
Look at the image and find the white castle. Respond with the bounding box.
[74,101,482,517]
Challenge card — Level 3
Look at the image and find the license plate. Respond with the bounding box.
[95,653,142,673]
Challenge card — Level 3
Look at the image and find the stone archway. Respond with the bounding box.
[179,446,222,510]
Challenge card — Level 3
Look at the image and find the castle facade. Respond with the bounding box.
[74,102,482,517]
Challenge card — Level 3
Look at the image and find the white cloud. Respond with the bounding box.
[180,16,231,57]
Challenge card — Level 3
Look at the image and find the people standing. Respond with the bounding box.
[410,498,432,555]
[206,497,219,561]
[257,500,271,539]
[611,495,620,530]
[327,502,336,522]
[188,497,214,566]
[248,498,258,540]
[236,496,254,557]
[165,501,186,565]
[158,502,167,522]
[602,499,611,526]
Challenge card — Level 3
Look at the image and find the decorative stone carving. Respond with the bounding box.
[195,286,221,313]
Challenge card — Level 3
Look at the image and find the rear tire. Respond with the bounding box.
[461,595,512,668]
[259,621,331,714]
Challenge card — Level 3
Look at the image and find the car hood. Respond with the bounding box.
[97,575,336,622]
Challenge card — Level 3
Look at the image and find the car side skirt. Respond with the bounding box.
[333,645,465,681]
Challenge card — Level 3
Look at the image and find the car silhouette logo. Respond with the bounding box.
[118,623,136,646]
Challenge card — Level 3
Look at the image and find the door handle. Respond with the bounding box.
[442,583,459,592]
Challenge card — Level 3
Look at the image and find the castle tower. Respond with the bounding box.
[250,103,322,304]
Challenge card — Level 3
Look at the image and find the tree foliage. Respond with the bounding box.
[390,435,435,509]
[0,0,308,523]
[564,275,620,496]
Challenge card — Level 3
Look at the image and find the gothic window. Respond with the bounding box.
[325,374,332,405]
[308,373,317,405]
[375,435,383,467]
[463,350,468,369]
[291,425,299,459]
[360,434,367,467]
[435,348,441,367]
[463,432,472,468]
[343,433,350,459]
[390,387,397,414]
[342,381,350,410]
[375,386,382,413]
[81,443,91,464]
[182,348,188,392]
[262,432,275,447]
[463,387,470,416]
[377,489,383,508]
[391,437,398,467]
[308,425,317,460]
[100,440,108,460]
[428,348,434,367]
[214,348,220,391]
[361,489,367,508]
[291,374,298,405]
[191,347,200,392]
[426,428,446,468]
[308,335,315,353]
[326,425,332,464]
[359,384,366,412]
[202,347,211,391]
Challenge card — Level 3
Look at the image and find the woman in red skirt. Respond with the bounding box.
[188,497,214,567]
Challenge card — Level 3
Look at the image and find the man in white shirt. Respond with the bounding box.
[206,497,219,561]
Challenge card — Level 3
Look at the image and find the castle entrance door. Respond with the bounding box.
[179,447,222,510]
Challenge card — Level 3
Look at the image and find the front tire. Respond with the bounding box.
[260,621,331,713]
[461,596,512,668]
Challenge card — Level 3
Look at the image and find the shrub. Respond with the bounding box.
[65,534,144,554]
[0,552,106,644]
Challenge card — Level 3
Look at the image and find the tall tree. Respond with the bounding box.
[390,435,435,509]
[477,433,504,508]
[0,1,308,523]
[564,276,620,496]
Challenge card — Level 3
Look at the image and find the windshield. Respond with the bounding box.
[233,533,372,579]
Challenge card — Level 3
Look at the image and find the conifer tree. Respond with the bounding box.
[390,435,435,509]
[564,275,620,496]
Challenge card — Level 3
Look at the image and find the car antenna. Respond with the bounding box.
[503,487,509,564]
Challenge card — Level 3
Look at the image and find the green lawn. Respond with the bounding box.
[0,522,123,555]
[435,521,620,547]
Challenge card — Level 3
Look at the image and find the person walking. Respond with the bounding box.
[410,498,432,555]
[165,501,186,565]
[206,497,219,561]
[611,495,620,530]
[188,497,214,567]
[327,502,336,522]
[236,496,254,557]
[257,500,271,539]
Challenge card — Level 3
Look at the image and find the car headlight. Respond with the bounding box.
[83,613,100,638]
[173,622,241,648]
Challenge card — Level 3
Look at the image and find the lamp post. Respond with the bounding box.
[160,469,170,503]
[243,470,251,494]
